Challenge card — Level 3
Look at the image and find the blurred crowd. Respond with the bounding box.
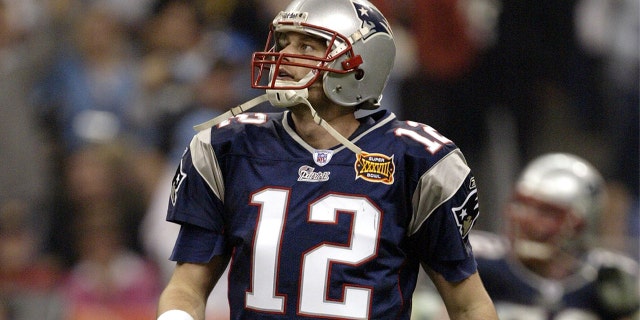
[0,0,637,319]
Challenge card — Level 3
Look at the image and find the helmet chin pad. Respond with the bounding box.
[266,88,309,108]
[266,77,312,108]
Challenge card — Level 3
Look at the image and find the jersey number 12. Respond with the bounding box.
[245,188,381,319]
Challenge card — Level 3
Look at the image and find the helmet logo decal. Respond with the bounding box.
[353,3,392,39]
[452,187,479,238]
[354,152,395,184]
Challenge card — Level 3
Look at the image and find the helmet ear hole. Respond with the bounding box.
[355,69,365,80]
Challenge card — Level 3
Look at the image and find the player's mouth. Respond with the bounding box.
[277,69,295,81]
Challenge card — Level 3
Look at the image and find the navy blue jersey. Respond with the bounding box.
[167,110,480,319]
[470,231,640,320]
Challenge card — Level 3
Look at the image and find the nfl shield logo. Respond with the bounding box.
[313,150,333,167]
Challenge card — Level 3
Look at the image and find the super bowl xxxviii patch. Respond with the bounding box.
[354,152,395,184]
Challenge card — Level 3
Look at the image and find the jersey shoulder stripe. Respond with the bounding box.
[190,128,225,202]
[407,148,470,235]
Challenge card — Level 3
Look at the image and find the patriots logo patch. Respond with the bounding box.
[452,188,479,238]
[170,159,187,206]
[353,3,393,39]
[298,165,330,182]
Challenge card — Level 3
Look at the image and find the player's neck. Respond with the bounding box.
[289,104,360,150]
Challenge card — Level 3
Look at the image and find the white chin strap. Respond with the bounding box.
[193,74,362,155]
[192,93,269,131]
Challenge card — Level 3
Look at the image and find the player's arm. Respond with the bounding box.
[157,254,230,320]
[423,264,498,320]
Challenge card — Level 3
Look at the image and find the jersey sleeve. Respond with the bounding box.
[407,149,480,282]
[166,129,227,262]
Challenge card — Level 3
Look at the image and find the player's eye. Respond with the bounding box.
[299,38,327,56]
[300,43,315,53]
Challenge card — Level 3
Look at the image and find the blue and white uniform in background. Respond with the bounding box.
[470,230,640,320]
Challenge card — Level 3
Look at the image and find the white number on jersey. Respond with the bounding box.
[394,121,452,154]
[245,188,381,319]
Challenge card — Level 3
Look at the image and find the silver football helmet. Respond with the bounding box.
[251,0,396,109]
[506,153,606,260]
[194,0,394,155]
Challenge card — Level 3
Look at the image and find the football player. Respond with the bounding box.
[156,0,498,319]
[470,153,639,319]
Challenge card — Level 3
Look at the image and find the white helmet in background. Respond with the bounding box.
[506,153,606,261]
[251,0,396,109]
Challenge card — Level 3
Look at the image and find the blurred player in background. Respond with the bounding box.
[155,0,498,319]
[470,153,639,319]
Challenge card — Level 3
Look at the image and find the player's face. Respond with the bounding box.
[508,198,571,241]
[506,196,583,260]
[276,32,328,100]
